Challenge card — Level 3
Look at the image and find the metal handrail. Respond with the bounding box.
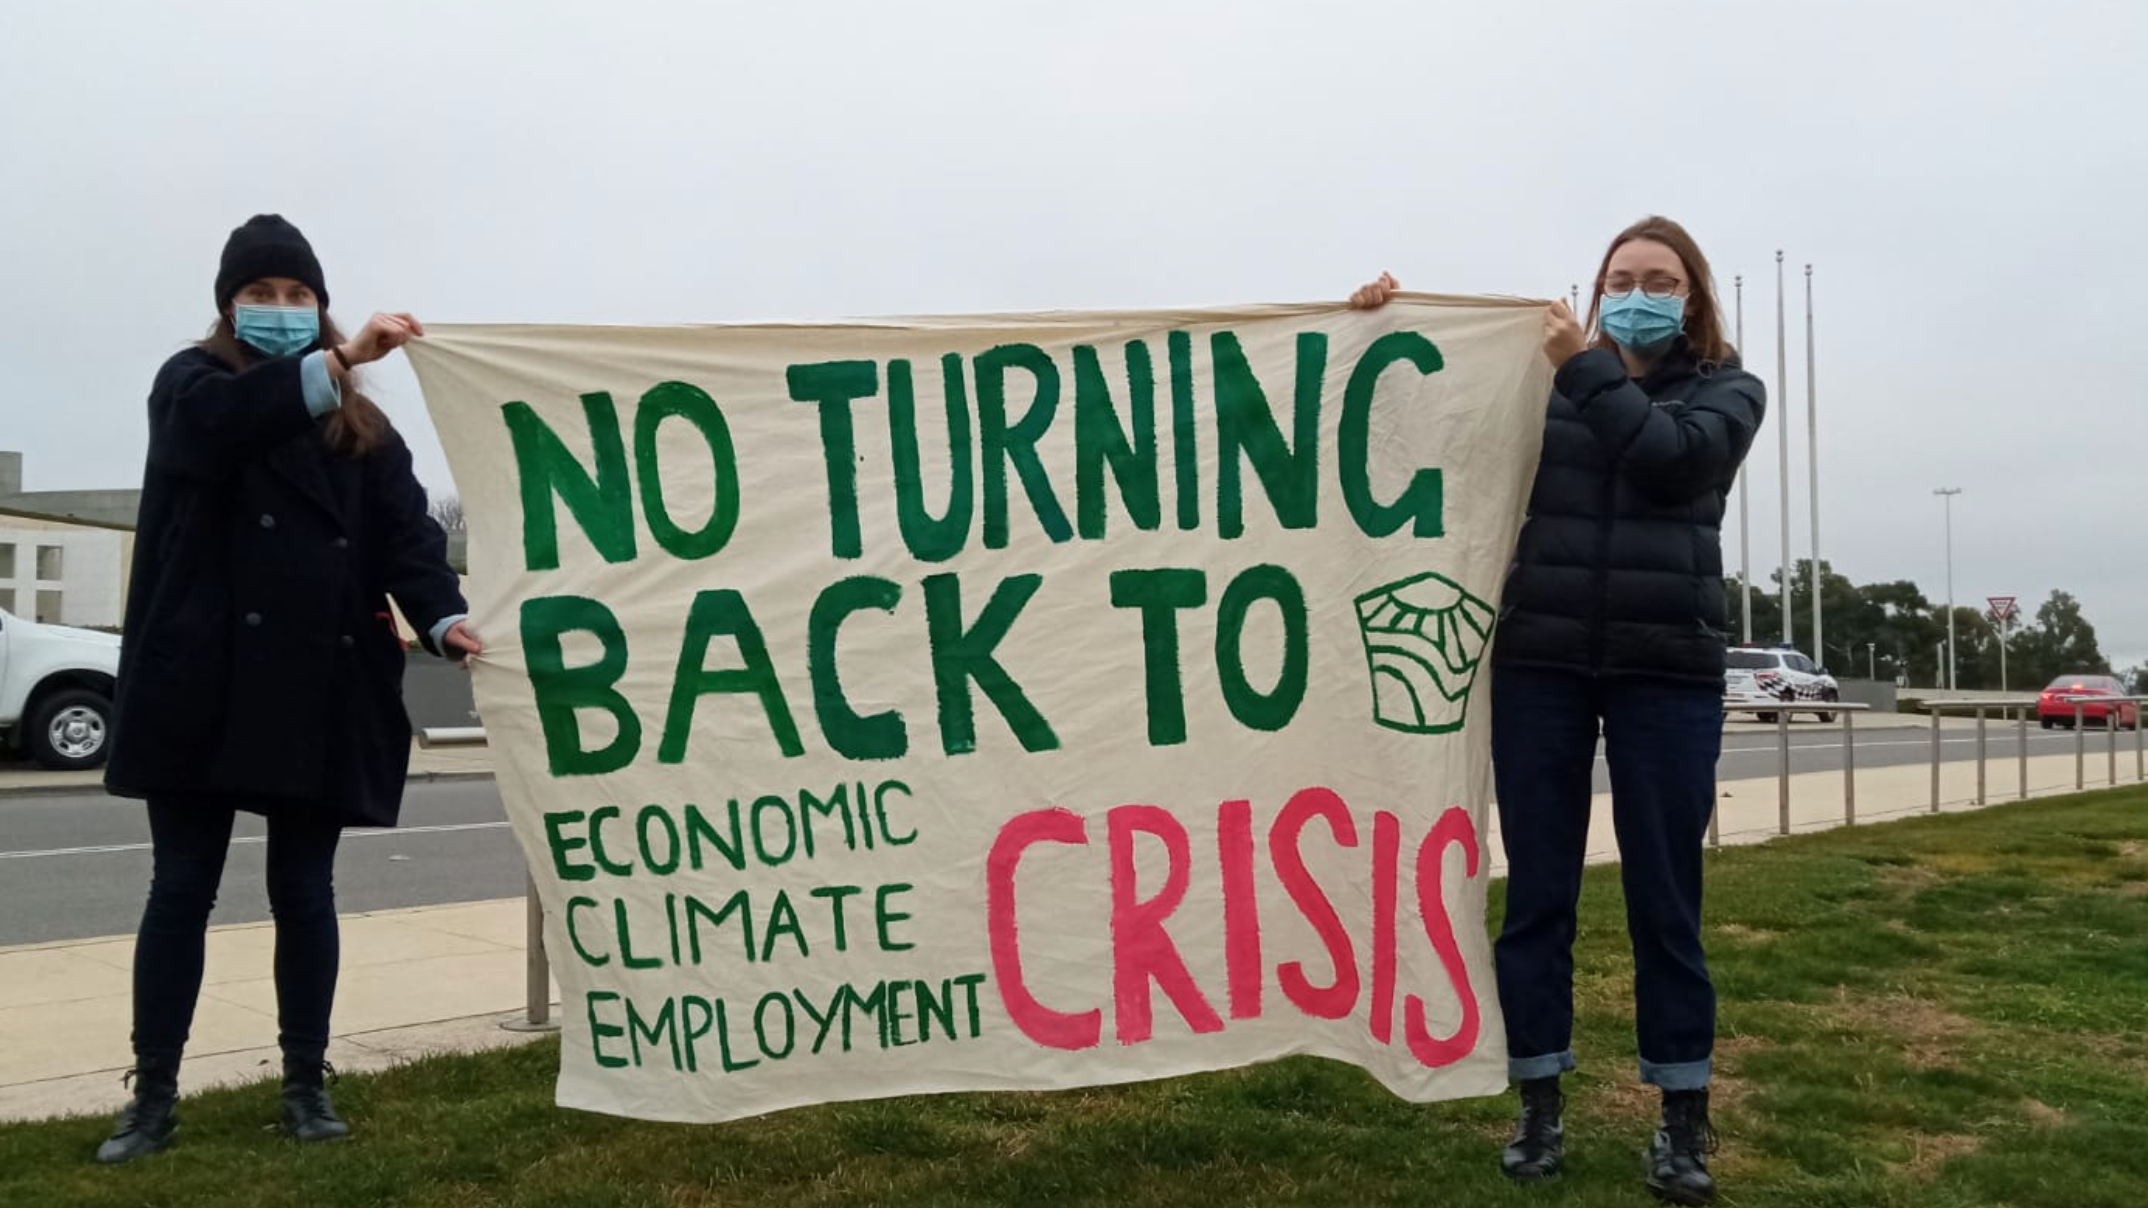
[424,699,2141,1030]
[1722,701,1871,840]
[1921,694,2145,805]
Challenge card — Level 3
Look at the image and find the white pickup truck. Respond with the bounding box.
[0,608,121,770]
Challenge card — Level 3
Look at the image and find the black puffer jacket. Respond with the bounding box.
[1493,341,1765,686]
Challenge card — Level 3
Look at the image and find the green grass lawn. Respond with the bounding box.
[8,789,2147,1208]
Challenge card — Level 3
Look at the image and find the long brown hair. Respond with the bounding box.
[200,312,390,458]
[1582,216,1736,366]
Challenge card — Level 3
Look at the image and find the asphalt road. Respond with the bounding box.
[0,780,518,947]
[1,723,2132,947]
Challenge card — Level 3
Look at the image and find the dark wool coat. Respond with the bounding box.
[105,347,466,826]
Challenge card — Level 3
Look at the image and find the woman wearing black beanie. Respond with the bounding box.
[94,215,480,1164]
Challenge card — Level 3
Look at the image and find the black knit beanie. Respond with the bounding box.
[214,215,328,311]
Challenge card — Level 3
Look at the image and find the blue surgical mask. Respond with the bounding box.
[1599,292,1686,352]
[232,304,320,358]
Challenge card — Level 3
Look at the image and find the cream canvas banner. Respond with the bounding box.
[407,296,1550,1123]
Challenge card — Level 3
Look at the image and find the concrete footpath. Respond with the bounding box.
[3,728,2143,1125]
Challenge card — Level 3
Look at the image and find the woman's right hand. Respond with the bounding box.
[1542,300,1589,367]
[1348,272,1400,310]
[337,313,426,368]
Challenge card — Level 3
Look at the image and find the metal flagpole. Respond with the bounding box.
[1936,488,1962,689]
[1737,275,1752,643]
[1806,264,1822,665]
[1777,251,1793,646]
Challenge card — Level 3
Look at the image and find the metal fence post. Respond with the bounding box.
[2109,710,2121,787]
[1777,707,1792,836]
[2018,706,2030,800]
[526,879,549,1026]
[1842,708,1857,826]
[501,873,559,1034]
[2122,696,2139,782]
[1975,706,1988,807]
[1930,708,1942,813]
[2076,702,2087,791]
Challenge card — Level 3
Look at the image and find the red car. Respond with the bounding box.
[2038,674,2139,730]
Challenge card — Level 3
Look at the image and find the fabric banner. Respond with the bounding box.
[406,295,1550,1123]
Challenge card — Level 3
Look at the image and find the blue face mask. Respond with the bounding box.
[232,304,320,358]
[1599,292,1686,353]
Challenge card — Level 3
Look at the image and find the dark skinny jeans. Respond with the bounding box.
[131,799,342,1068]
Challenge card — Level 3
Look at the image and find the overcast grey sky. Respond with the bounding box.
[4,1,2143,666]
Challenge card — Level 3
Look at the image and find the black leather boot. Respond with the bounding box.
[1646,1088,1718,1205]
[1500,1076,1565,1180]
[280,1058,350,1143]
[95,1058,180,1165]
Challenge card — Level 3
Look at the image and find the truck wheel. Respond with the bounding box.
[28,689,113,771]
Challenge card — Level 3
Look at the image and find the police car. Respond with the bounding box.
[1724,644,1841,723]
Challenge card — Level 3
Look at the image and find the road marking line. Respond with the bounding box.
[0,821,511,861]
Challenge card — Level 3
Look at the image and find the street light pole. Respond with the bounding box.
[1935,487,1962,690]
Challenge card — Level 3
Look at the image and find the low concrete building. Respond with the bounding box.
[0,452,141,629]
[0,509,132,628]
[0,451,141,531]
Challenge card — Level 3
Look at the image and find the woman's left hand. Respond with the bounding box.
[1542,300,1589,367]
[443,620,483,670]
[337,312,426,370]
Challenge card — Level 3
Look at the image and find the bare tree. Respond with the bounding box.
[429,494,467,533]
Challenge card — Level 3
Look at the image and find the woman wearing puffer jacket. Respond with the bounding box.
[1351,216,1763,1206]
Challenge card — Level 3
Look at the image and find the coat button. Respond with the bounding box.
[260,514,276,529]
[245,612,263,627]
[332,537,350,550]
[340,634,355,649]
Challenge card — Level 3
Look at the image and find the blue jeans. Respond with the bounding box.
[1490,667,1720,1090]
[131,800,343,1066]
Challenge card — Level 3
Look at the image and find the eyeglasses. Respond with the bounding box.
[1603,274,1684,300]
